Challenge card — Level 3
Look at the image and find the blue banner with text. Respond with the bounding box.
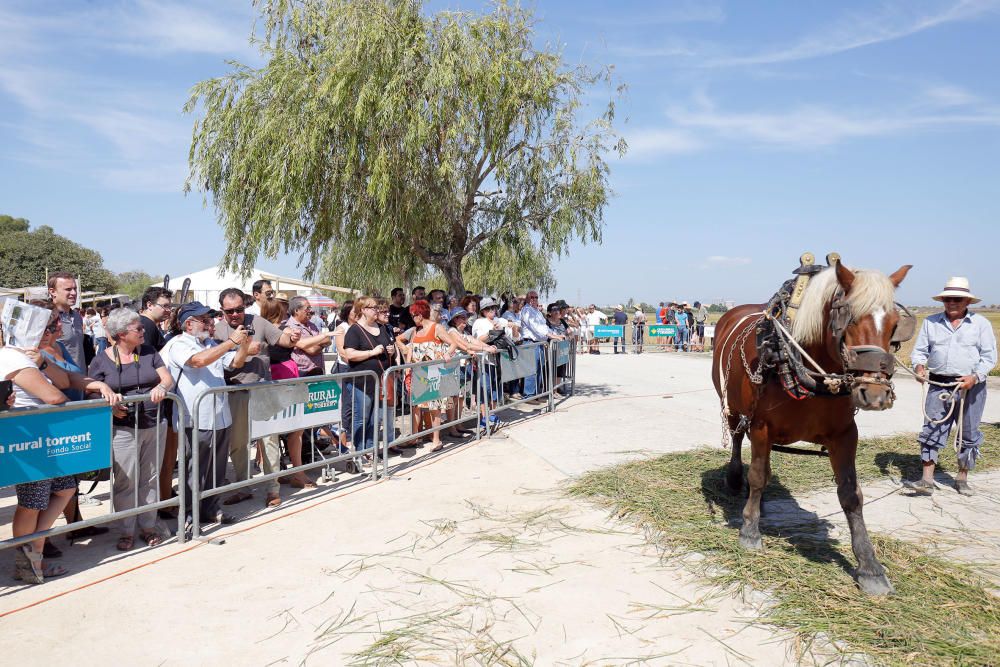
[0,405,112,487]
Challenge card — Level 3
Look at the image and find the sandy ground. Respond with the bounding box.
[2,351,998,665]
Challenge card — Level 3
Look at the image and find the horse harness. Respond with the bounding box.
[754,253,915,402]
[720,253,916,457]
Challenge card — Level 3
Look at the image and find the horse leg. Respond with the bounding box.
[739,433,769,550]
[829,433,894,596]
[725,415,745,494]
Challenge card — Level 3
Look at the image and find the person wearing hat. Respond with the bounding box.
[906,277,997,495]
[162,301,252,529]
[611,304,628,353]
[632,307,646,354]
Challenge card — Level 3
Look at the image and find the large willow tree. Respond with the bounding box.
[186,0,623,295]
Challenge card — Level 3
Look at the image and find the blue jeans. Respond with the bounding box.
[613,336,625,353]
[348,383,377,452]
[522,344,546,397]
[918,381,987,469]
[676,326,690,351]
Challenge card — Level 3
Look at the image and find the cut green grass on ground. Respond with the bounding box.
[569,426,1000,666]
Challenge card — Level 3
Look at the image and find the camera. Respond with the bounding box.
[115,401,145,424]
[243,325,255,337]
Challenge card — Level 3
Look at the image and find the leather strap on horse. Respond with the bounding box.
[772,444,829,457]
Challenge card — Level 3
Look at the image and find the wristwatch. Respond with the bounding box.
[39,360,49,371]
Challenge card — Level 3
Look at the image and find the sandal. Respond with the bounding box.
[14,545,44,584]
[140,532,163,547]
[266,494,282,508]
[117,535,134,551]
[430,442,444,453]
[43,539,63,559]
[288,476,317,489]
[42,562,68,578]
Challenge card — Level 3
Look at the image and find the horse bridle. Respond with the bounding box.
[827,288,916,391]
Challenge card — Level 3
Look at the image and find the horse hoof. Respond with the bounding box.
[739,534,763,550]
[857,573,895,596]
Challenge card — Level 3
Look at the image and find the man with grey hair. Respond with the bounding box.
[162,301,251,530]
[213,287,301,508]
[907,277,997,496]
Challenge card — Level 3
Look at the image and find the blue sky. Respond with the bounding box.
[2,1,999,306]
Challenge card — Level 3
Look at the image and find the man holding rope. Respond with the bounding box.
[907,277,996,496]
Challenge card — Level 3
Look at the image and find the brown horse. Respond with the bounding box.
[712,261,911,595]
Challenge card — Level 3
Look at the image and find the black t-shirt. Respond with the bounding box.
[88,344,166,428]
[343,323,394,394]
[389,304,415,333]
[140,315,166,351]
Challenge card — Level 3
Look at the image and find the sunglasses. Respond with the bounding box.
[942,298,967,303]
[223,307,245,315]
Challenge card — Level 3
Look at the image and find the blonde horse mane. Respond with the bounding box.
[790,267,896,345]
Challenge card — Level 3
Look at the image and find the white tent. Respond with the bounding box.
[155,266,359,307]
[154,266,265,307]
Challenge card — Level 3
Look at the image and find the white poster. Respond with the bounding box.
[0,298,48,350]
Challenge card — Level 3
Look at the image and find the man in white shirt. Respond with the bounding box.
[519,291,552,401]
[585,305,606,354]
[163,301,251,529]
[244,279,275,316]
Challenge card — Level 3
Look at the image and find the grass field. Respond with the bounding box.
[570,430,1000,666]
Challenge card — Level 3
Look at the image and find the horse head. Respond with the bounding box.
[827,262,912,411]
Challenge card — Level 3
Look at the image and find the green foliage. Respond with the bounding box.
[0,217,118,293]
[186,0,623,295]
[0,215,30,234]
[116,271,163,301]
[707,303,728,313]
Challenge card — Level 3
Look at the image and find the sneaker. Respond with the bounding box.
[954,480,974,496]
[213,512,239,526]
[78,495,102,507]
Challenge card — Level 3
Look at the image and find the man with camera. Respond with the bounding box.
[163,302,252,529]
[213,288,301,508]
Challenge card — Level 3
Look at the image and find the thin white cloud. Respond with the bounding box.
[710,0,1000,66]
[661,95,1000,149]
[624,128,703,158]
[923,84,980,107]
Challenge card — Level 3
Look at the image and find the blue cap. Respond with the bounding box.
[177,301,213,328]
[447,308,468,324]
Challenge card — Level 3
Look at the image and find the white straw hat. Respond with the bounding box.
[932,277,980,304]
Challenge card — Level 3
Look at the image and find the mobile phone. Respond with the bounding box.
[0,380,13,412]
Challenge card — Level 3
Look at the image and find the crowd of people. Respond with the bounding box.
[580,301,711,354]
[0,273,583,585]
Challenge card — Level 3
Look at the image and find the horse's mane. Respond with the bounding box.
[791,267,896,345]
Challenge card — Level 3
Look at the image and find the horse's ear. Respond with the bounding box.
[888,264,912,287]
[835,260,855,292]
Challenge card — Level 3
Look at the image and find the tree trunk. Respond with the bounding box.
[439,257,465,297]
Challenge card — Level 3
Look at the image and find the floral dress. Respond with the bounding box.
[409,323,450,411]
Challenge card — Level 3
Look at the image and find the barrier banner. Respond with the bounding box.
[0,405,112,487]
[410,361,461,404]
[704,325,716,338]
[555,340,571,366]
[593,325,624,338]
[648,325,678,337]
[251,379,342,438]
[500,347,537,380]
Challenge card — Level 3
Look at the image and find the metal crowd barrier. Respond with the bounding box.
[188,370,379,539]
[2,348,581,553]
[478,340,555,425]
[380,353,482,462]
[585,324,714,354]
[0,392,189,551]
